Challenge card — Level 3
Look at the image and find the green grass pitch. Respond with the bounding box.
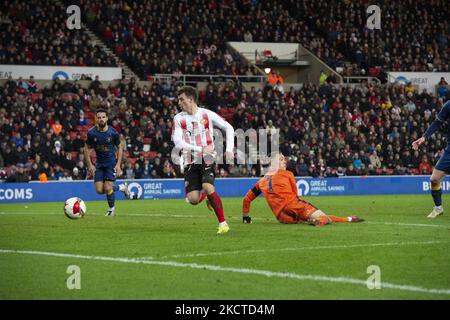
[0,195,449,299]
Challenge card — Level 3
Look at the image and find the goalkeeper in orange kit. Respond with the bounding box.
[242,153,364,226]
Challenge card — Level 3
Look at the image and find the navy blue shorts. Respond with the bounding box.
[94,165,116,182]
[435,146,450,173]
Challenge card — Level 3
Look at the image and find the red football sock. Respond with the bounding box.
[198,191,206,204]
[207,192,226,223]
[328,215,349,223]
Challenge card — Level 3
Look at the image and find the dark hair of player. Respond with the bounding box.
[177,85,198,103]
[96,108,108,116]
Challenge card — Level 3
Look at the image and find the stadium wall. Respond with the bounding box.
[388,72,450,93]
[0,65,122,81]
[0,176,448,203]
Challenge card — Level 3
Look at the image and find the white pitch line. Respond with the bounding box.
[0,212,197,218]
[1,248,449,296]
[368,221,449,228]
[125,213,197,218]
[137,241,445,260]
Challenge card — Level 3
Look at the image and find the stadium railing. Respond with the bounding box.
[153,74,266,86]
[343,76,381,85]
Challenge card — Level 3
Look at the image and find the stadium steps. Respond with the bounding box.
[52,0,137,80]
[83,28,139,80]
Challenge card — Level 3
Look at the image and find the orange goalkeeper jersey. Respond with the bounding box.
[243,169,299,216]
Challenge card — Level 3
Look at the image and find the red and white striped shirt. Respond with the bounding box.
[172,107,234,161]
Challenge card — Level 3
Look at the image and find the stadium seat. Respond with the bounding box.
[139,151,158,159]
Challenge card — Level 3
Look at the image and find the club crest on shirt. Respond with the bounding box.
[106,136,112,143]
[201,118,208,127]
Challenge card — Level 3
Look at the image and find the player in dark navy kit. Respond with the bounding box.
[413,100,450,218]
[84,108,130,216]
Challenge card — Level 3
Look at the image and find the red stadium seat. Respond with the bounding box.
[140,151,158,159]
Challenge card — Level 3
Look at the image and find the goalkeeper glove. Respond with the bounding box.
[243,216,252,224]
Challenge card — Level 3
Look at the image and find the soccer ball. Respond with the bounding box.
[64,197,86,219]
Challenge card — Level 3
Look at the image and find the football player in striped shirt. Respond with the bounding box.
[172,86,234,234]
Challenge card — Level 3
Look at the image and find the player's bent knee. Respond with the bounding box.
[309,210,326,220]
[277,212,298,224]
[430,176,441,185]
[187,196,200,205]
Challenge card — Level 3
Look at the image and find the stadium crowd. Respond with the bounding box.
[2,0,447,81]
[283,0,449,76]
[66,0,261,80]
[0,0,449,182]
[0,0,116,67]
[0,74,449,182]
[69,0,448,80]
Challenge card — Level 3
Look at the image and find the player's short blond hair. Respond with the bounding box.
[270,151,285,167]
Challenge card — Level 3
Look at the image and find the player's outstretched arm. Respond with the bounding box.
[412,136,426,150]
[242,184,262,224]
[414,101,450,150]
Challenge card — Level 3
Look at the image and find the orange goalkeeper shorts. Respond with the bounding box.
[277,199,318,224]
